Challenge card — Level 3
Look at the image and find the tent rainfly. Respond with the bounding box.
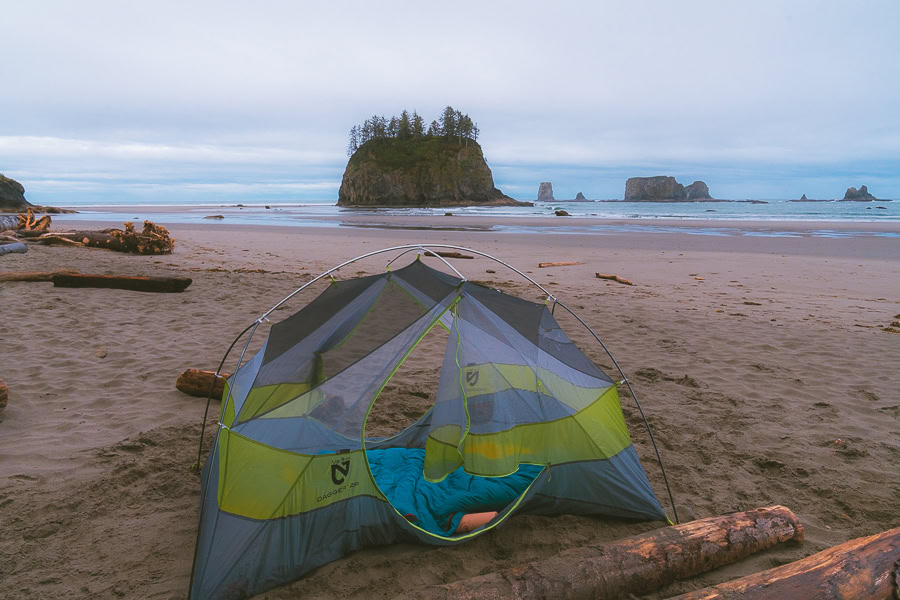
[189,245,672,600]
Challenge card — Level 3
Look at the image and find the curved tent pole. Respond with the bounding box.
[194,321,256,469]
[188,318,261,599]
[553,300,680,525]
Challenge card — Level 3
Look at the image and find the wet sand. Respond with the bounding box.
[1,216,898,598]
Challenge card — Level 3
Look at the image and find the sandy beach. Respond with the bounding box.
[1,215,898,599]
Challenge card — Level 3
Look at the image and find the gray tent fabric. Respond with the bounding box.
[190,258,667,599]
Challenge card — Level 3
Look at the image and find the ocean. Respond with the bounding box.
[52,198,900,226]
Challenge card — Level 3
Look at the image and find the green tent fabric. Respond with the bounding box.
[189,257,666,599]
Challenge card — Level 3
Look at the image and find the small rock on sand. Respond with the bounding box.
[96,349,108,359]
[0,378,7,409]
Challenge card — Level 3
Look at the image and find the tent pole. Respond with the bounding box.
[554,300,680,525]
[194,321,256,470]
[188,319,261,598]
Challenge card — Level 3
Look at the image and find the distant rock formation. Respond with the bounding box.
[574,192,587,201]
[338,138,530,207]
[537,182,554,201]
[800,194,808,201]
[625,176,713,201]
[684,181,711,200]
[842,185,877,201]
[0,174,32,211]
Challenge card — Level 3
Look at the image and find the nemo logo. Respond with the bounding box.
[331,458,350,485]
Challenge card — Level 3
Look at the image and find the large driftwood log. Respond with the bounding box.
[668,526,900,600]
[0,270,79,282]
[176,369,230,400]
[393,506,803,600]
[0,242,27,256]
[52,274,192,293]
[0,215,18,231]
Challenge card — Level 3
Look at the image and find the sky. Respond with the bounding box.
[2,0,899,204]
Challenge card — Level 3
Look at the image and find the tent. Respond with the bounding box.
[189,245,671,600]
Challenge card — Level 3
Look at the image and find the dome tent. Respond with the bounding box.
[189,245,672,600]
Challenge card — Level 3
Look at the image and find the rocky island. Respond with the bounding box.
[842,185,877,201]
[625,176,713,201]
[0,174,33,211]
[338,107,529,208]
[537,182,554,201]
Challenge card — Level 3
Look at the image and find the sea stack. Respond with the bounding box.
[842,185,877,201]
[575,192,587,201]
[625,176,713,201]
[338,139,528,207]
[537,182,555,201]
[0,174,33,212]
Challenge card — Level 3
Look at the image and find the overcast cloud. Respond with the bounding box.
[2,0,899,203]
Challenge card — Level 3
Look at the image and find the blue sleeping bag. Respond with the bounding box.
[367,447,544,535]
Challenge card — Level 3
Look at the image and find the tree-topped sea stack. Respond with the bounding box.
[338,107,529,207]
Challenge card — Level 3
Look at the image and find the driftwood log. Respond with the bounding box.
[538,261,582,268]
[424,251,474,260]
[669,526,900,600]
[0,242,27,256]
[176,369,230,400]
[0,378,7,410]
[0,270,79,282]
[0,215,18,231]
[52,274,192,293]
[596,273,634,286]
[393,505,803,600]
[22,220,175,255]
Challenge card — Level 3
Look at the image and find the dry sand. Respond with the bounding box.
[1,215,898,599]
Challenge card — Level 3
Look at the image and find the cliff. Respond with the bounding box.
[0,174,33,211]
[842,185,877,201]
[537,182,554,201]
[625,176,713,201]
[337,138,528,207]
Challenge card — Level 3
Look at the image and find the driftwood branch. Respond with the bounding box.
[668,526,900,600]
[424,251,474,260]
[596,273,634,286]
[538,261,582,268]
[176,369,230,400]
[394,505,803,600]
[52,274,192,293]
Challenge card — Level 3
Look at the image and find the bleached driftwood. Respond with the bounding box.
[538,261,582,268]
[0,242,27,256]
